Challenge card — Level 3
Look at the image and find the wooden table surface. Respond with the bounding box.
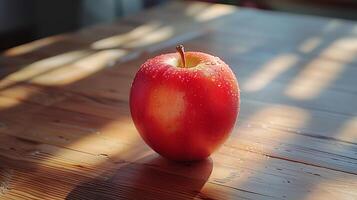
[0,1,356,199]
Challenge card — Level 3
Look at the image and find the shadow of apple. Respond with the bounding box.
[66,154,213,200]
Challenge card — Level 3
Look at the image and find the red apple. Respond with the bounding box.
[130,45,240,161]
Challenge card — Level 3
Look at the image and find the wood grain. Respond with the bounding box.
[0,1,356,199]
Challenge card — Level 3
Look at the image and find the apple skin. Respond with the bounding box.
[130,51,240,161]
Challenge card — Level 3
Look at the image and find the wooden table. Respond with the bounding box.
[0,1,356,199]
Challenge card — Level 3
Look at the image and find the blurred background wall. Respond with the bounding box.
[0,0,164,50]
[0,0,356,51]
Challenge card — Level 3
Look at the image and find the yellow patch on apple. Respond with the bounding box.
[148,85,186,133]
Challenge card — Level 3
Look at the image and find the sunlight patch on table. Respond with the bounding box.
[0,84,49,105]
[41,117,144,168]
[304,178,357,200]
[226,104,310,160]
[247,104,309,129]
[187,3,236,22]
[338,117,357,142]
[91,22,174,49]
[90,3,234,51]
[243,54,298,92]
[323,19,342,33]
[231,104,310,146]
[206,105,310,199]
[124,26,173,48]
[299,37,322,53]
[3,36,65,57]
[0,79,16,90]
[29,49,127,86]
[319,37,357,63]
[184,2,210,16]
[285,58,345,100]
[0,96,22,111]
[285,37,357,100]
[3,50,91,83]
[352,25,357,35]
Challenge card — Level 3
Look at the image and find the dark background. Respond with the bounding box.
[1,0,357,51]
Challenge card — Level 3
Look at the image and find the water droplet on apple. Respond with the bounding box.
[28,150,41,156]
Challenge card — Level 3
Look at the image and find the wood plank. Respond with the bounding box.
[0,134,356,200]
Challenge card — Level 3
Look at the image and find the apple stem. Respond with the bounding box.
[176,45,186,68]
